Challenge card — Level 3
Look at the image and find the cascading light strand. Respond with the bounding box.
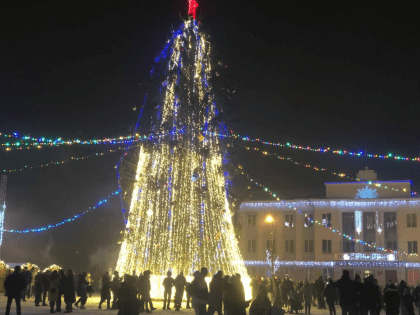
[2,190,120,233]
[1,148,124,174]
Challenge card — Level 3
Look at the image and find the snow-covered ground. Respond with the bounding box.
[0,294,339,315]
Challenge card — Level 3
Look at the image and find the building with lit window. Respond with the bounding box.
[238,168,420,286]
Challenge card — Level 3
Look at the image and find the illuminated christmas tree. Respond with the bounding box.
[116,1,248,284]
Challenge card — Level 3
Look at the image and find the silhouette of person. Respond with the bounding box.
[4,266,26,315]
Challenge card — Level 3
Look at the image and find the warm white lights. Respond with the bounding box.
[115,20,248,292]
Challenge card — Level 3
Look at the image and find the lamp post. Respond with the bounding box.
[264,214,277,301]
[265,215,275,275]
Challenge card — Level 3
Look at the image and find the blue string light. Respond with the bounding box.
[116,94,147,223]
[2,190,120,234]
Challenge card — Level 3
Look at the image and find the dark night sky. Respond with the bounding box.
[0,0,419,270]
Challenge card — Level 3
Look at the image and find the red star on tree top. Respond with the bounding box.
[188,0,199,20]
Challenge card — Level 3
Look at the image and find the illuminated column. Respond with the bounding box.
[355,210,363,252]
[0,175,7,258]
[375,210,384,249]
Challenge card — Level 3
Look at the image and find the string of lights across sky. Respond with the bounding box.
[0,132,166,151]
[241,145,419,197]
[1,190,120,233]
[240,168,418,257]
[3,130,420,164]
[228,134,420,162]
[1,149,122,174]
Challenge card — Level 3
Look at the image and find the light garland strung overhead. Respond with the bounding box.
[116,95,147,224]
[241,169,418,257]
[202,130,420,163]
[0,131,176,151]
[229,133,420,162]
[3,128,419,163]
[1,149,122,174]
[241,145,419,196]
[1,190,120,233]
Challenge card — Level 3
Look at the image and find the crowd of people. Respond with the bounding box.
[4,265,92,314]
[97,268,251,315]
[5,265,420,315]
[250,270,420,315]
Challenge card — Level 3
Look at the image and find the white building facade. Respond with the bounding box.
[237,169,420,286]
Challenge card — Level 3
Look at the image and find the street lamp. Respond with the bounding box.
[265,214,275,224]
[264,214,277,301]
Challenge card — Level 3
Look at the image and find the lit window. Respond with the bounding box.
[407,214,417,228]
[387,242,397,251]
[285,240,294,253]
[247,240,257,253]
[322,213,332,227]
[304,214,313,227]
[304,240,314,253]
[285,214,294,227]
[408,241,418,254]
[322,240,332,253]
[248,214,257,227]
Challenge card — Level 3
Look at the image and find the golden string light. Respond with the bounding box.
[116,20,249,295]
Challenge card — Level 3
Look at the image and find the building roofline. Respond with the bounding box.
[239,198,420,211]
[324,180,412,185]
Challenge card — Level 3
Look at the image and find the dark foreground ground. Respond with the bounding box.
[1,294,409,315]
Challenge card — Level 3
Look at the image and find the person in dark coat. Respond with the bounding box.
[143,270,156,313]
[384,284,399,315]
[223,275,250,315]
[374,279,382,315]
[21,267,32,302]
[363,275,380,315]
[302,279,312,314]
[74,272,88,309]
[63,270,76,313]
[56,269,66,312]
[323,279,336,315]
[48,270,60,313]
[99,271,111,309]
[250,277,259,300]
[334,270,355,315]
[398,280,408,313]
[4,266,26,315]
[354,274,364,315]
[186,281,192,309]
[174,271,187,311]
[249,285,272,315]
[208,271,224,315]
[314,276,326,309]
[117,276,141,315]
[162,271,175,310]
[111,271,121,309]
[136,272,145,312]
[402,287,415,315]
[34,273,43,307]
[42,271,51,306]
